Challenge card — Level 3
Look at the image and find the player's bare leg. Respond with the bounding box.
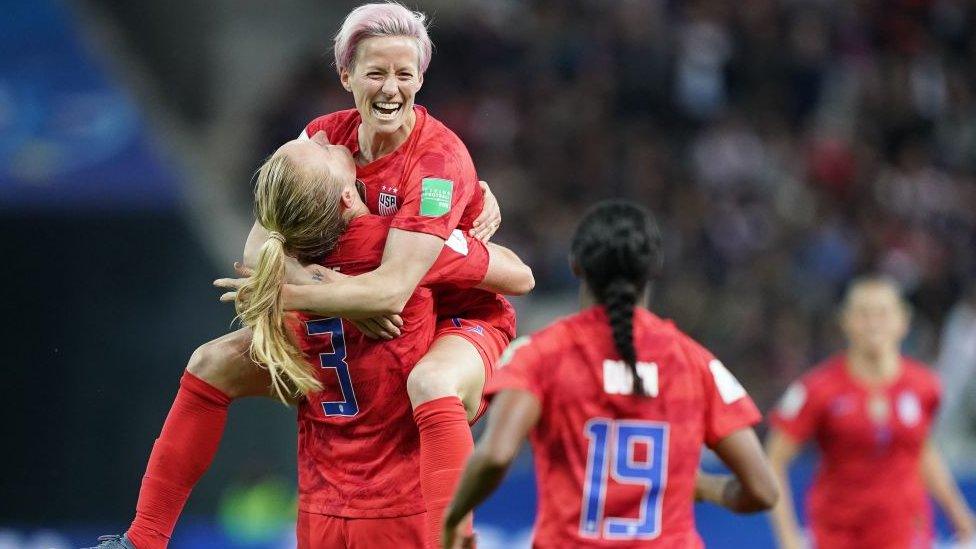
[88,329,271,549]
[408,335,486,549]
[185,328,271,399]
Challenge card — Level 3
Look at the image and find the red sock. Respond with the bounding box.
[413,396,475,549]
[126,372,231,549]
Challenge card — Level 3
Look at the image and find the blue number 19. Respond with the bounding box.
[580,419,669,539]
[304,318,359,417]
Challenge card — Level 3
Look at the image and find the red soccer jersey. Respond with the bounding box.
[293,214,489,518]
[486,306,761,548]
[302,106,516,339]
[770,355,941,547]
[303,106,482,240]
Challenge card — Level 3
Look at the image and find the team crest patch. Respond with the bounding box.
[897,391,921,426]
[378,192,399,216]
[420,178,453,217]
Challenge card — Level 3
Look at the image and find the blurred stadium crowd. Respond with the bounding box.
[252,0,976,422]
[4,0,976,546]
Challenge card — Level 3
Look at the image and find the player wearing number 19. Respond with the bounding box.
[443,201,779,548]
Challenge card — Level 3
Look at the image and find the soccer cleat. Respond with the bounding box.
[83,534,137,549]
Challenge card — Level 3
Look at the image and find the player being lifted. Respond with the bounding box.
[767,276,975,549]
[89,4,524,548]
[442,201,778,548]
[237,140,530,547]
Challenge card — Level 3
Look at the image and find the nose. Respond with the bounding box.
[381,75,398,96]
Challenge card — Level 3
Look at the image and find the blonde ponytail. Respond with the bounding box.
[235,152,348,403]
[236,236,323,403]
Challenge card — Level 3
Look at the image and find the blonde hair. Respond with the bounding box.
[235,153,348,402]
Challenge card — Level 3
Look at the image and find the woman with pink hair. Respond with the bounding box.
[90,3,522,549]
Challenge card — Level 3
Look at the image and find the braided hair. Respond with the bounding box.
[570,200,663,396]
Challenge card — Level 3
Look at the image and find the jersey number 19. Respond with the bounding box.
[580,419,669,540]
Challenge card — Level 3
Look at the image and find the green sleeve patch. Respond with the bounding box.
[420,178,454,217]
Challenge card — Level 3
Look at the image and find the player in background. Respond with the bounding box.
[235,144,531,548]
[442,201,778,548]
[767,276,975,549]
[92,5,521,549]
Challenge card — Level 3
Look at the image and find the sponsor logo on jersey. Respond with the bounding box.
[378,192,399,216]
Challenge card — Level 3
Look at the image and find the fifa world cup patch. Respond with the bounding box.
[420,178,453,217]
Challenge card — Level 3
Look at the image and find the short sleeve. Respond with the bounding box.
[389,150,478,240]
[484,336,545,403]
[699,355,763,447]
[769,377,823,444]
[420,230,490,289]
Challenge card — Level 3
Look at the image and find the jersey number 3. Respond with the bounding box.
[305,318,359,417]
[580,419,669,540]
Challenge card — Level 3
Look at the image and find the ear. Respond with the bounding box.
[340,68,352,92]
[568,254,582,278]
[340,185,359,210]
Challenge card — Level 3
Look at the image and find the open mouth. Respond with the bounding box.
[371,101,403,121]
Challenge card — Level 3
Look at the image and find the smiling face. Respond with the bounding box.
[340,35,423,135]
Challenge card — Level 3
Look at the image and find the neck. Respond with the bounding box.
[578,281,650,311]
[846,346,901,384]
[342,202,370,222]
[357,108,416,163]
[579,284,597,310]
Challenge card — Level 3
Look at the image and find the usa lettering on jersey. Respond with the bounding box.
[603,360,659,396]
[378,192,399,216]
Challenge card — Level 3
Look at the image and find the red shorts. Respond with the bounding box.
[297,510,426,549]
[811,515,931,549]
[435,317,510,424]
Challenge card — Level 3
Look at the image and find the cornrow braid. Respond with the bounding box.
[571,200,663,397]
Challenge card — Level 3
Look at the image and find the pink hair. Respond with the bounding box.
[333,2,432,75]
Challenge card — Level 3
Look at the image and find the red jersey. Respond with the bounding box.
[486,306,761,548]
[303,106,481,240]
[770,355,941,547]
[293,214,489,518]
[302,106,516,341]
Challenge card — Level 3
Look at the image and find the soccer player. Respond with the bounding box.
[442,201,779,548]
[91,4,521,548]
[236,143,530,548]
[91,128,530,549]
[767,276,975,549]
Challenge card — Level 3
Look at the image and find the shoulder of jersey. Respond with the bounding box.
[415,108,470,156]
[902,357,940,389]
[798,355,846,390]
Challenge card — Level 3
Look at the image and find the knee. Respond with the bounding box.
[186,337,246,393]
[407,360,459,406]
